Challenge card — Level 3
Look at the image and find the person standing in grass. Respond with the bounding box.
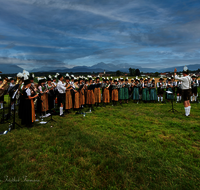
[150,78,157,102]
[174,66,192,116]
[111,79,119,106]
[176,77,182,103]
[124,77,130,104]
[118,78,125,105]
[133,78,140,103]
[57,74,66,117]
[142,78,150,103]
[166,78,174,101]
[21,77,38,128]
[191,74,198,102]
[157,77,164,103]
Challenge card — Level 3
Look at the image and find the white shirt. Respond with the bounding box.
[175,75,191,90]
[26,88,31,96]
[57,80,66,93]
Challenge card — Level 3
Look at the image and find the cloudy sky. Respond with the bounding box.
[0,0,200,70]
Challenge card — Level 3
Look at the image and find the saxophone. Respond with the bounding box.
[0,77,9,97]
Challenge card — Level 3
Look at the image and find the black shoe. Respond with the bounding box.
[60,114,65,117]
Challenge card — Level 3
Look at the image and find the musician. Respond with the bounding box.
[133,78,140,103]
[124,77,130,103]
[191,74,198,102]
[38,78,49,117]
[176,77,182,103]
[103,78,110,106]
[79,76,85,109]
[52,76,57,108]
[73,78,81,113]
[65,75,73,112]
[84,78,89,105]
[86,77,95,110]
[47,77,55,111]
[109,77,113,100]
[150,78,157,102]
[70,75,74,85]
[57,74,66,117]
[94,75,101,107]
[29,74,35,85]
[166,77,174,101]
[0,77,4,109]
[111,79,118,106]
[21,78,38,128]
[157,77,164,103]
[174,66,192,116]
[139,78,143,100]
[130,78,134,98]
[171,76,177,97]
[142,78,150,103]
[118,78,124,105]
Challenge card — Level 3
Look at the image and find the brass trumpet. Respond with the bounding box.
[0,77,9,97]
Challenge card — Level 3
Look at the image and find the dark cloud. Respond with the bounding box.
[0,0,200,70]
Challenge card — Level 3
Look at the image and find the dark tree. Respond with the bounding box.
[116,70,122,76]
[135,69,140,76]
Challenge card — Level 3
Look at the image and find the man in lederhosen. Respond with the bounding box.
[174,66,192,116]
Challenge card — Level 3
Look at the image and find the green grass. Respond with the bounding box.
[0,97,200,189]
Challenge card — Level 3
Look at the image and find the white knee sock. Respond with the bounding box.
[158,97,160,102]
[188,106,191,115]
[185,107,189,116]
[60,107,63,115]
[195,96,197,101]
[11,104,14,110]
[191,96,193,101]
[177,96,179,101]
[0,103,3,109]
[161,97,163,102]
[180,96,182,101]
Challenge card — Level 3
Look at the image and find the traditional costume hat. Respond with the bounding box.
[71,75,74,79]
[144,78,148,81]
[106,77,109,81]
[140,77,143,80]
[114,78,117,82]
[152,78,155,82]
[24,75,31,85]
[121,78,124,81]
[183,65,188,74]
[159,77,163,80]
[57,74,63,80]
[74,77,78,82]
[131,78,134,81]
[96,75,100,79]
[191,74,197,78]
[110,77,113,80]
[125,77,128,81]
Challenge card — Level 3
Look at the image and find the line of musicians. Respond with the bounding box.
[0,73,199,127]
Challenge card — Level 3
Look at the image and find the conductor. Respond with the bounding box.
[174,66,192,116]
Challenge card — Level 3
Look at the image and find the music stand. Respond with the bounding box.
[166,91,178,113]
[11,89,22,129]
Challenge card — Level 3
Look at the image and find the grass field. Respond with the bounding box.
[0,95,200,189]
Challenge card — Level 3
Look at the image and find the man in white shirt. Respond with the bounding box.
[174,66,192,116]
[57,74,66,116]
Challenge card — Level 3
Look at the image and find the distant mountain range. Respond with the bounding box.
[1,62,200,74]
[0,64,23,74]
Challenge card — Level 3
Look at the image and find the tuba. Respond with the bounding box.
[0,77,9,97]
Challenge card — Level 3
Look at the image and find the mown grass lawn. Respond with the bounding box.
[0,98,200,189]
